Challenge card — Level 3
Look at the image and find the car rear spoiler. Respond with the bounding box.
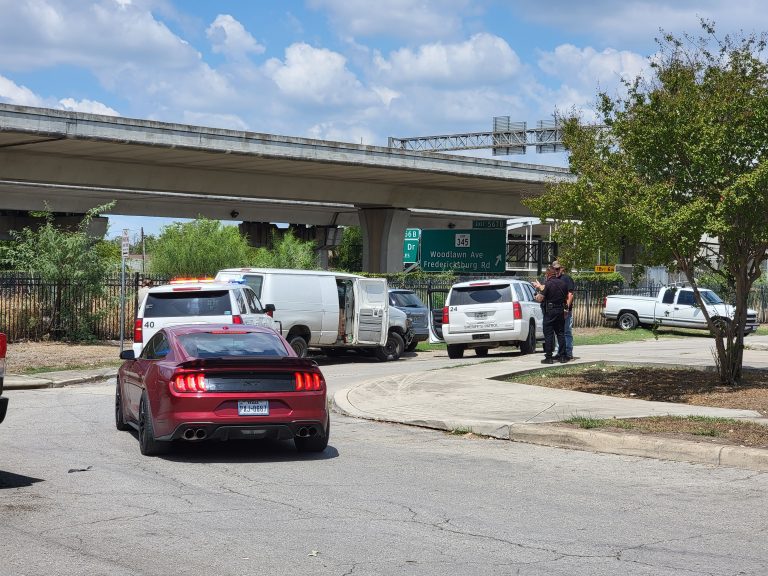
[177,356,320,370]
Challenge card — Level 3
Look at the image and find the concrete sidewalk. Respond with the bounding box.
[333,336,768,471]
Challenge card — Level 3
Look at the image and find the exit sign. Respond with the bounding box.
[472,219,506,229]
[403,228,420,263]
[420,229,506,273]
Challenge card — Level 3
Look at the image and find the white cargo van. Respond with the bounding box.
[215,268,411,361]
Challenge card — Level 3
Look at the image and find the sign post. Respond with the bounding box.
[420,229,506,273]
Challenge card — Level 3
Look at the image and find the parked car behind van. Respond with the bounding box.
[215,268,410,361]
[389,289,429,352]
[440,279,543,359]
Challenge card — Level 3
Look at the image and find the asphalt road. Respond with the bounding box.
[2,363,768,575]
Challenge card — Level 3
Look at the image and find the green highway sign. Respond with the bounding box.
[403,228,420,263]
[472,219,506,229]
[420,229,506,273]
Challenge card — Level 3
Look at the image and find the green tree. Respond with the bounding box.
[251,230,319,269]
[6,203,116,340]
[525,23,768,385]
[149,218,253,277]
[333,226,363,271]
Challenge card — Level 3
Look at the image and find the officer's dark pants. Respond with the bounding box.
[543,306,566,359]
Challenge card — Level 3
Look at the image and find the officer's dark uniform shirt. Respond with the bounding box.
[542,276,568,307]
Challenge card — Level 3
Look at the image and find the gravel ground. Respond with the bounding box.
[6,340,124,373]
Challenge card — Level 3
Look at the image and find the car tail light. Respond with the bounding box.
[172,372,207,393]
[232,315,243,324]
[442,306,449,325]
[602,297,607,308]
[294,371,324,391]
[134,318,143,343]
[513,301,522,320]
[266,309,273,318]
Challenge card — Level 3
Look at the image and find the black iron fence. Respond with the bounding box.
[0,272,167,343]
[0,272,766,342]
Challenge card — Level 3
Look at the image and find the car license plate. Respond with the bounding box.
[238,400,269,416]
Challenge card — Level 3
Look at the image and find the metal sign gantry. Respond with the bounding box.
[388,116,565,156]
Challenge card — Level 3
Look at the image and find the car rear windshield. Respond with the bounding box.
[390,291,425,307]
[449,284,512,306]
[144,291,232,318]
[178,332,288,357]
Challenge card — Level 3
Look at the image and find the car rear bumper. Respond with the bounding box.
[154,392,328,439]
[163,419,328,442]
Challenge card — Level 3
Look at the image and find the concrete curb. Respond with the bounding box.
[332,386,768,472]
[4,367,116,390]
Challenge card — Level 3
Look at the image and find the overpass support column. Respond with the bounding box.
[358,207,410,273]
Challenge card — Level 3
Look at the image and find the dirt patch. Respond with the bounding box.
[6,341,124,374]
[512,364,768,448]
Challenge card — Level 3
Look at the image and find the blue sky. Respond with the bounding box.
[0,0,764,238]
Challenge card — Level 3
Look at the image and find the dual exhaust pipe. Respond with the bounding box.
[182,428,207,441]
[297,426,318,438]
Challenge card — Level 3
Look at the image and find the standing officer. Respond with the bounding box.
[533,266,568,364]
[553,261,575,361]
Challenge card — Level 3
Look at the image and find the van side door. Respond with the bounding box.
[353,278,389,345]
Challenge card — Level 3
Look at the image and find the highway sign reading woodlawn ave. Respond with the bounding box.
[420,229,506,273]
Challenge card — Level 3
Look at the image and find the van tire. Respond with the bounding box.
[447,344,465,359]
[519,322,536,355]
[375,332,404,361]
[289,335,309,358]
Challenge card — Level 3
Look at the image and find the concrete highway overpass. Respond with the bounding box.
[0,104,571,272]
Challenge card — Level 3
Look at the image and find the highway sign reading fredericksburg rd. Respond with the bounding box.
[420,229,506,273]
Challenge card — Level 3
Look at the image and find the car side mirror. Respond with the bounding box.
[264,303,276,313]
[120,350,135,360]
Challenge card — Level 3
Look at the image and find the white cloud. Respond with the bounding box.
[538,44,649,93]
[182,111,249,131]
[58,98,120,116]
[514,0,768,47]
[206,14,265,60]
[374,33,521,86]
[308,0,473,40]
[0,74,45,107]
[265,43,375,106]
[0,0,200,73]
[307,122,378,145]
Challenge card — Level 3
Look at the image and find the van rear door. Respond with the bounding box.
[353,279,388,345]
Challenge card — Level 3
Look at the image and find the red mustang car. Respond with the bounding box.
[116,325,329,456]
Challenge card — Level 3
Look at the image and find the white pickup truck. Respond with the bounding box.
[602,286,759,334]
